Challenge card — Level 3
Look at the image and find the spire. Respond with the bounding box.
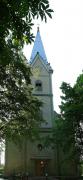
[30,27,48,64]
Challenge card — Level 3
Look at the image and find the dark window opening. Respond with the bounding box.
[35,80,42,91]
[37,144,43,151]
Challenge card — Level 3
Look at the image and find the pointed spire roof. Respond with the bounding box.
[30,27,48,64]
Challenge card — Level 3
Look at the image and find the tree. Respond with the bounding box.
[60,74,83,157]
[0,0,53,141]
[0,0,53,64]
[52,73,83,176]
[0,50,43,142]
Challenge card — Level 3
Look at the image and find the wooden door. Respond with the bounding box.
[35,160,48,176]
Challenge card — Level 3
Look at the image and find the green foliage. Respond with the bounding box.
[60,75,83,156]
[0,49,43,142]
[0,0,53,141]
[52,73,83,175]
[0,0,53,62]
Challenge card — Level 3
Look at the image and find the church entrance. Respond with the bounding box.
[35,159,49,176]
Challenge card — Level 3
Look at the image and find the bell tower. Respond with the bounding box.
[30,27,54,128]
[27,27,55,176]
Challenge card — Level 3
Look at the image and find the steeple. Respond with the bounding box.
[30,27,48,64]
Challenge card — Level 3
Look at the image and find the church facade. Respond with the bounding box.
[5,28,80,177]
[5,28,56,176]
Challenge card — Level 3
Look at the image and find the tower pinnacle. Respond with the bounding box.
[37,26,39,32]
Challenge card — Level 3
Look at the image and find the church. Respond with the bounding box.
[5,28,55,176]
[5,28,79,177]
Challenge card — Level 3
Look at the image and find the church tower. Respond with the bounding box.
[26,28,55,176]
[30,27,54,129]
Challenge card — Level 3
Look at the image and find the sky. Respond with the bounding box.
[23,0,83,113]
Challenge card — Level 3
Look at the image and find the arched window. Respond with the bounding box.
[37,144,43,151]
[35,80,42,91]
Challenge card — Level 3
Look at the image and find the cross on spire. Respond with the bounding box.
[37,26,40,32]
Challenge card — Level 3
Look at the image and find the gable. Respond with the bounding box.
[30,28,48,64]
[31,54,49,76]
